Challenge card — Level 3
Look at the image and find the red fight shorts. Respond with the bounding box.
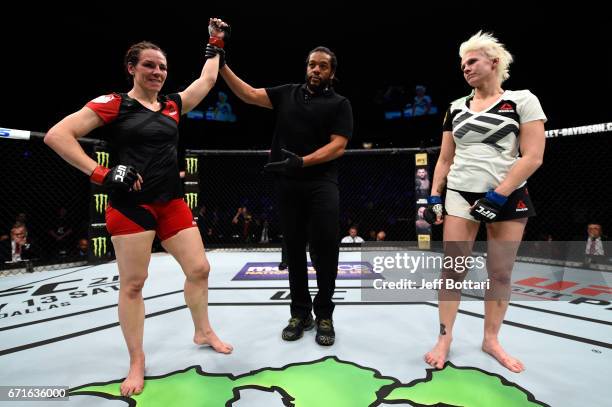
[106,198,196,241]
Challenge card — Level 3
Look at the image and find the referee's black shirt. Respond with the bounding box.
[265,84,353,183]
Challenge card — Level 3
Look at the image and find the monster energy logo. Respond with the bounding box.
[94,194,108,214]
[96,151,110,168]
[185,193,198,209]
[92,237,107,257]
[185,157,198,174]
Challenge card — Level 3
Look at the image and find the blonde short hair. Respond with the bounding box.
[459,31,513,84]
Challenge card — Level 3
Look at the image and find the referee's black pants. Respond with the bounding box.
[277,177,339,320]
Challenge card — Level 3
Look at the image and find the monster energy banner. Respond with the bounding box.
[92,193,109,218]
[88,146,112,263]
[91,236,108,258]
[414,152,432,248]
[184,154,200,218]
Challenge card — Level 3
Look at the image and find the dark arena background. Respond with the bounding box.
[0,5,610,407]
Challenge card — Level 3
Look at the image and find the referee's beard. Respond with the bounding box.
[305,74,331,94]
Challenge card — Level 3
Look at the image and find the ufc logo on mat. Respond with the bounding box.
[114,165,127,182]
[474,207,496,219]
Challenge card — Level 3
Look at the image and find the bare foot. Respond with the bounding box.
[424,335,452,369]
[194,330,233,354]
[121,354,145,397]
[482,338,525,373]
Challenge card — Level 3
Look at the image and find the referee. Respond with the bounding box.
[215,46,353,346]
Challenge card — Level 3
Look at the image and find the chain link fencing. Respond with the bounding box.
[188,148,432,247]
[0,132,101,276]
[1,122,609,276]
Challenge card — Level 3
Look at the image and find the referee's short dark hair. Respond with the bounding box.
[306,46,337,73]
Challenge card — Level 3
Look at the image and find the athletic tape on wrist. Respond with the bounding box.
[90,165,110,185]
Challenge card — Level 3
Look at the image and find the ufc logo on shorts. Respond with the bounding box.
[474,206,496,219]
[114,165,127,182]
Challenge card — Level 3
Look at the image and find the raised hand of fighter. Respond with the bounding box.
[205,18,230,68]
[208,18,230,41]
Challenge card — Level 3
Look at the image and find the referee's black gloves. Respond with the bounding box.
[263,149,303,173]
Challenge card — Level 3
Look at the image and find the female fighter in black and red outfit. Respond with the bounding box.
[45,18,232,397]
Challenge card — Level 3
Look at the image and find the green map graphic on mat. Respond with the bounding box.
[71,356,548,406]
